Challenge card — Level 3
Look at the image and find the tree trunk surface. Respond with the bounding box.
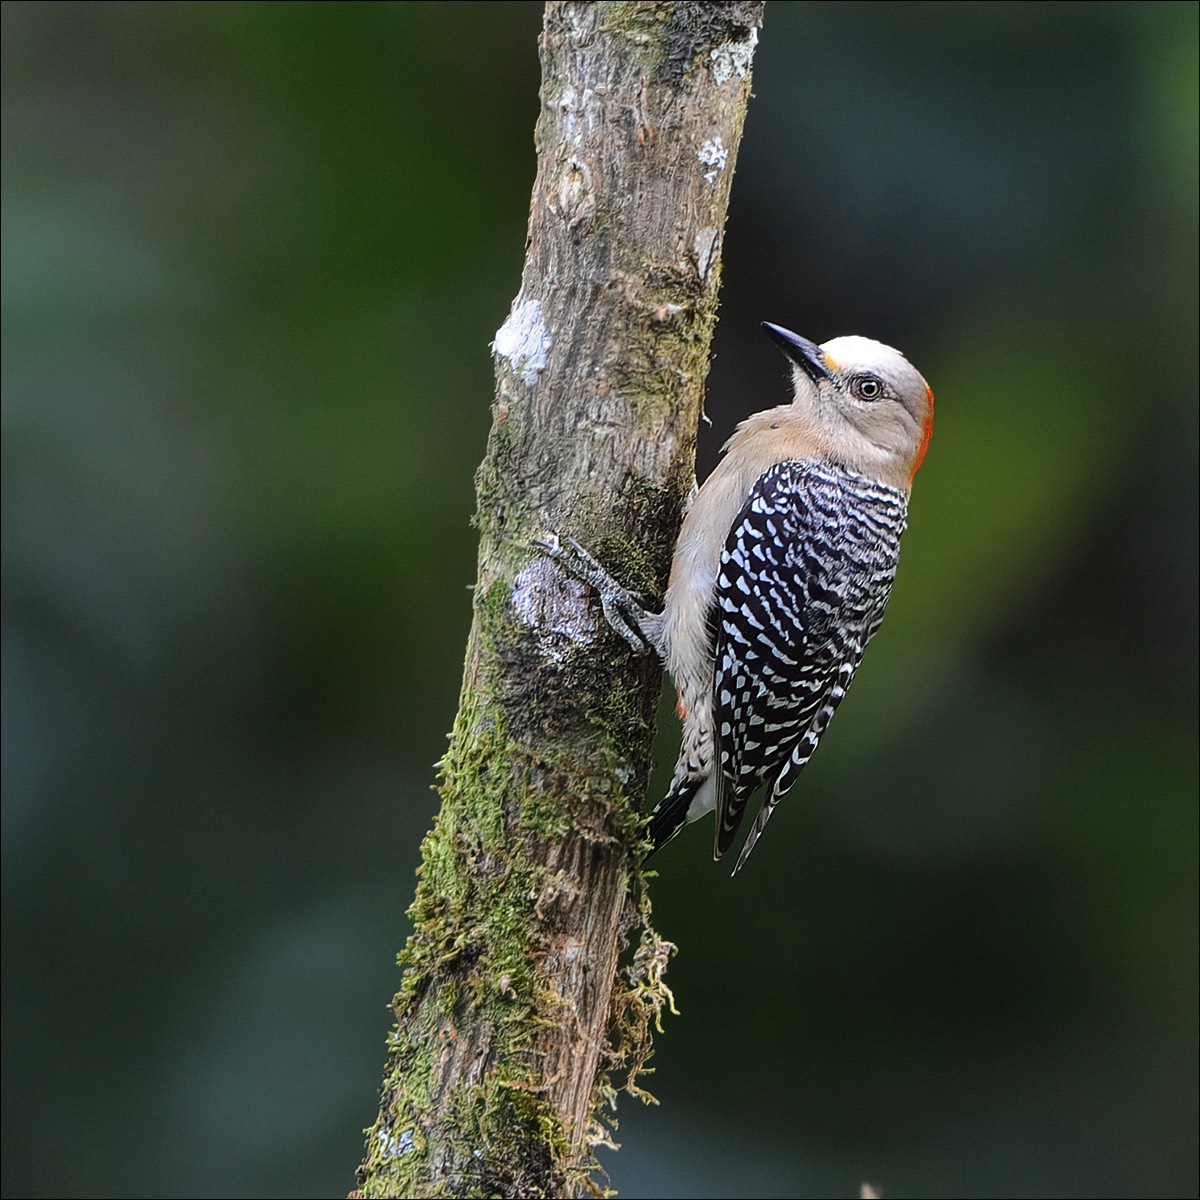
[356,4,762,1196]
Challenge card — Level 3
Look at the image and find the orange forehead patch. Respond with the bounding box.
[822,352,841,372]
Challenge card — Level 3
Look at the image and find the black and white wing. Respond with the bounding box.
[711,460,907,870]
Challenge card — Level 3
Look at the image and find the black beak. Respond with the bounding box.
[761,322,831,382]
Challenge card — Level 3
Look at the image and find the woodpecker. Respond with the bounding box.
[540,323,934,872]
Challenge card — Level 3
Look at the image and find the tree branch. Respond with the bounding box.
[356,4,762,1196]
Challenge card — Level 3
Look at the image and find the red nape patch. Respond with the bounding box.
[910,385,935,479]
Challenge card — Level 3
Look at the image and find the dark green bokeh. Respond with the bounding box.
[2,3,1196,1197]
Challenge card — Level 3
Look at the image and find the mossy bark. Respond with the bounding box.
[356,4,762,1196]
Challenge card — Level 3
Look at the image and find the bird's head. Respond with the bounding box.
[762,323,934,484]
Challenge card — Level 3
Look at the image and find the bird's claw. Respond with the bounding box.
[534,531,657,656]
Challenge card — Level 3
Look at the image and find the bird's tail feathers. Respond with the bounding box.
[646,773,713,854]
[731,796,781,875]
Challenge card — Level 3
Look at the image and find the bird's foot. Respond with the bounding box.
[533,532,659,656]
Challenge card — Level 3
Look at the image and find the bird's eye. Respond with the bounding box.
[851,375,883,401]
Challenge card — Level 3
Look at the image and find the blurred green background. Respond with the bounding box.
[3,2,1196,1197]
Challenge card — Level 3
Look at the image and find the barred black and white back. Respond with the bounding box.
[648,459,908,871]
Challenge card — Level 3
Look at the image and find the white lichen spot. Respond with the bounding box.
[512,555,601,663]
[565,5,592,38]
[693,226,720,282]
[709,29,758,85]
[378,1128,415,1159]
[494,296,551,388]
[560,85,578,140]
[558,85,597,144]
[697,136,729,185]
